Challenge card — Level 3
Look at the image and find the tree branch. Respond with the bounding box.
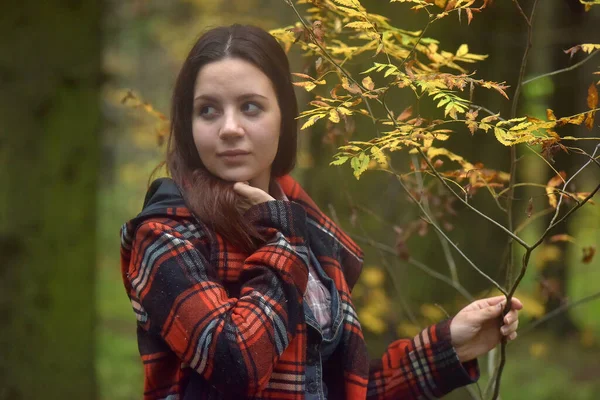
[520,291,600,336]
[416,147,530,249]
[523,50,600,86]
[393,172,508,296]
[492,1,539,398]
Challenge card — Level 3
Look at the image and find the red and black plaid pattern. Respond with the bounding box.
[120,175,478,399]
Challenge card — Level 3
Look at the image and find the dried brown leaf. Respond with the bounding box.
[546,171,567,208]
[549,234,575,243]
[585,111,596,130]
[397,105,413,121]
[526,198,534,218]
[582,246,596,264]
[587,83,598,110]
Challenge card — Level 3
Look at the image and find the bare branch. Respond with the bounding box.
[411,155,460,284]
[493,1,540,398]
[523,50,600,86]
[532,144,600,249]
[393,172,508,296]
[416,147,530,249]
[520,291,600,336]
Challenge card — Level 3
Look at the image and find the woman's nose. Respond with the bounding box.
[218,111,245,139]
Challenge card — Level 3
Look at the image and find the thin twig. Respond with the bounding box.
[548,144,600,228]
[492,1,539,398]
[350,234,475,301]
[416,147,530,249]
[523,50,600,86]
[532,144,600,248]
[520,291,600,336]
[393,172,508,295]
[411,155,460,284]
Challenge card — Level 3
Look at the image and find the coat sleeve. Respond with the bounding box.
[124,201,310,397]
[366,318,479,399]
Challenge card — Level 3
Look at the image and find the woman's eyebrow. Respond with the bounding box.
[193,93,268,102]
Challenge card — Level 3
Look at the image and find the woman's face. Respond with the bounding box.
[192,57,282,192]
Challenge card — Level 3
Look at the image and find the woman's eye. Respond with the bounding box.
[242,102,262,115]
[198,105,218,118]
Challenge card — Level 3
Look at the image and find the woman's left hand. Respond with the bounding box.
[450,296,523,362]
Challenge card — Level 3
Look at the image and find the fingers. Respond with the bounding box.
[232,182,275,205]
[501,307,519,341]
[501,319,518,335]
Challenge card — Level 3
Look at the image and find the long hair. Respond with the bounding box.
[166,24,298,253]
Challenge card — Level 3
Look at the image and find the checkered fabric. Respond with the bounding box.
[120,175,478,399]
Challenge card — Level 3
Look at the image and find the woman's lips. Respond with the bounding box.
[218,150,250,161]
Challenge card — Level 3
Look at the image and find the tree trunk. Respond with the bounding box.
[0,1,102,398]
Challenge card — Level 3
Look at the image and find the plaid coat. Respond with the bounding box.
[120,175,478,399]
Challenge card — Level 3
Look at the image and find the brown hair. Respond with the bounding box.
[166,24,298,253]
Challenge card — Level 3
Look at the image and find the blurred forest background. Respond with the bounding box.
[1,0,599,399]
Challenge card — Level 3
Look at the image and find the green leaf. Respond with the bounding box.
[330,156,349,166]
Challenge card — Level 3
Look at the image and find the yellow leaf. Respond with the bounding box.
[545,171,566,208]
[587,83,598,109]
[338,106,353,115]
[359,310,386,334]
[529,343,548,358]
[426,147,475,170]
[581,43,600,54]
[535,244,562,270]
[456,44,469,57]
[362,76,375,91]
[332,0,360,8]
[420,304,445,321]
[344,21,373,30]
[361,266,385,287]
[329,109,340,123]
[494,127,513,146]
[397,323,422,338]
[514,289,545,318]
[292,81,317,92]
[300,114,325,130]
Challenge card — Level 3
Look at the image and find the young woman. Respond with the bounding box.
[120,24,522,400]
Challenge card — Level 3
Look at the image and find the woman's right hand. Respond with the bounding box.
[233,182,275,213]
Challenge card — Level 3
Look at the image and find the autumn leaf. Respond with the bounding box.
[329,109,341,123]
[526,197,533,218]
[362,76,375,91]
[530,343,548,358]
[585,111,596,130]
[465,8,474,24]
[587,83,598,109]
[582,246,596,264]
[549,234,576,243]
[546,171,566,208]
[342,76,362,94]
[397,105,413,121]
[293,81,317,92]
